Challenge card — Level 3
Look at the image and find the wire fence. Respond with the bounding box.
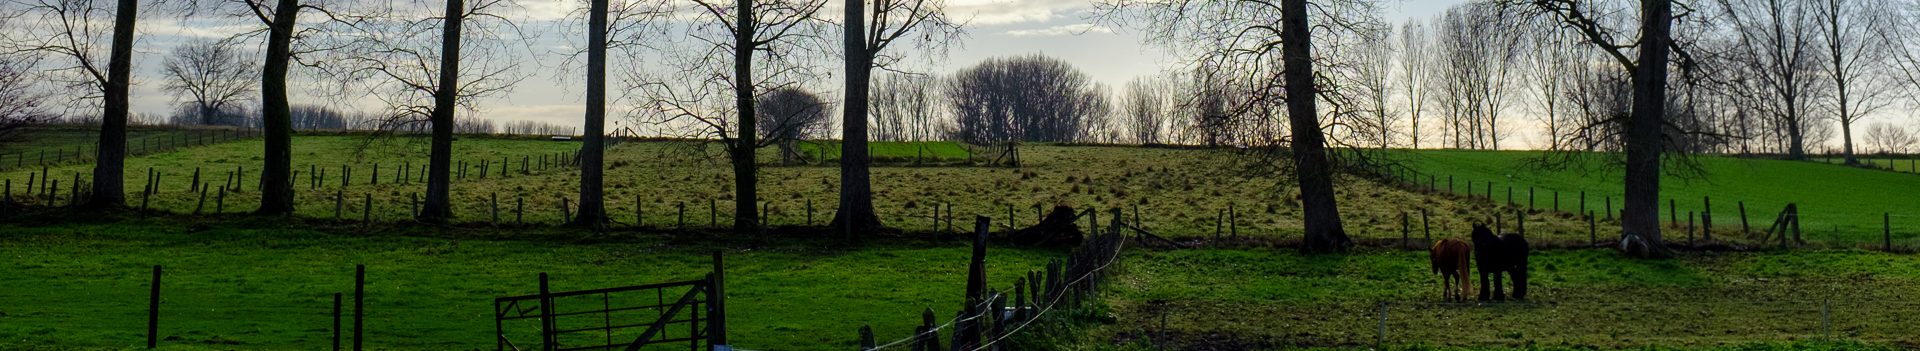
[1128,297,1920,349]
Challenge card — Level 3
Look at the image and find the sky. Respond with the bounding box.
[116,0,1547,142]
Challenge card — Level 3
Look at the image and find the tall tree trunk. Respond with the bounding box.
[420,0,464,222]
[256,0,299,215]
[730,0,759,234]
[572,0,609,227]
[88,0,137,209]
[1623,0,1672,258]
[832,0,882,238]
[1787,99,1806,160]
[1282,0,1351,253]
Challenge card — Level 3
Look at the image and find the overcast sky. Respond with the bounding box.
[136,0,1720,144]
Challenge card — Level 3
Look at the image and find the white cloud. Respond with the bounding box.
[140,19,255,39]
[950,0,1091,26]
[1002,23,1113,37]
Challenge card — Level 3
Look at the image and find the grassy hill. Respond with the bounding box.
[5,130,1920,350]
[1395,150,1920,247]
[2,135,1591,244]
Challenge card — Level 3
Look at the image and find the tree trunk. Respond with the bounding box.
[1622,0,1672,258]
[730,0,759,234]
[88,0,137,209]
[1787,99,1806,160]
[256,0,299,215]
[420,0,464,222]
[571,0,609,227]
[1282,0,1350,253]
[832,0,882,238]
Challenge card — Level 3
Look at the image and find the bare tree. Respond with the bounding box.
[161,38,256,127]
[1120,73,1177,144]
[1813,0,1896,165]
[628,0,828,234]
[1523,21,1579,149]
[1398,20,1431,148]
[1495,0,1688,258]
[1099,0,1386,253]
[331,0,530,222]
[1432,3,1522,150]
[0,54,49,144]
[870,72,942,141]
[0,0,140,208]
[1861,122,1916,153]
[1717,0,1821,160]
[833,0,961,236]
[756,86,832,164]
[946,54,1112,159]
[1351,25,1396,149]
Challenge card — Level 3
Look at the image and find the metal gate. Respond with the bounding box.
[494,253,728,351]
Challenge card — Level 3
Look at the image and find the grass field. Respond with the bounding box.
[3,135,1599,244]
[0,220,1057,350]
[1395,150,1920,247]
[0,126,253,172]
[1083,247,1920,350]
[1813,156,1920,174]
[793,141,976,164]
[9,129,1920,350]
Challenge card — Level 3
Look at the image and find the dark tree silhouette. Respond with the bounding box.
[573,0,612,227]
[1495,0,1685,258]
[754,87,831,164]
[1097,0,1381,253]
[327,0,527,223]
[629,0,827,235]
[0,55,49,144]
[834,0,960,237]
[945,54,1111,155]
[1,0,142,208]
[161,39,256,127]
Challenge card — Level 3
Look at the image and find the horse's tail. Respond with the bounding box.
[1456,245,1473,296]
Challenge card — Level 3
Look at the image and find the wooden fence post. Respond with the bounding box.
[334,191,344,219]
[709,199,717,228]
[1703,196,1713,242]
[709,251,728,349]
[1421,209,1431,241]
[959,216,990,351]
[354,265,365,351]
[677,202,686,230]
[858,325,874,351]
[1669,199,1677,226]
[1739,201,1750,234]
[538,272,554,350]
[362,194,372,226]
[148,265,161,349]
[1885,213,1892,251]
[1400,211,1409,247]
[1229,203,1238,238]
[1588,212,1597,246]
[516,195,525,225]
[491,193,500,225]
[333,293,342,351]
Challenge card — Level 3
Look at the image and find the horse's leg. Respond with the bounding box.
[1477,270,1492,301]
[1440,273,1451,301]
[1492,268,1507,301]
[1512,264,1529,301]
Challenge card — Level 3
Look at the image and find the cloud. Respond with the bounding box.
[140,19,256,39]
[950,0,1091,26]
[1002,23,1113,37]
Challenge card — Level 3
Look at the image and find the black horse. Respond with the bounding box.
[1470,223,1529,301]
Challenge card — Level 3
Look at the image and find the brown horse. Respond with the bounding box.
[1429,238,1472,302]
